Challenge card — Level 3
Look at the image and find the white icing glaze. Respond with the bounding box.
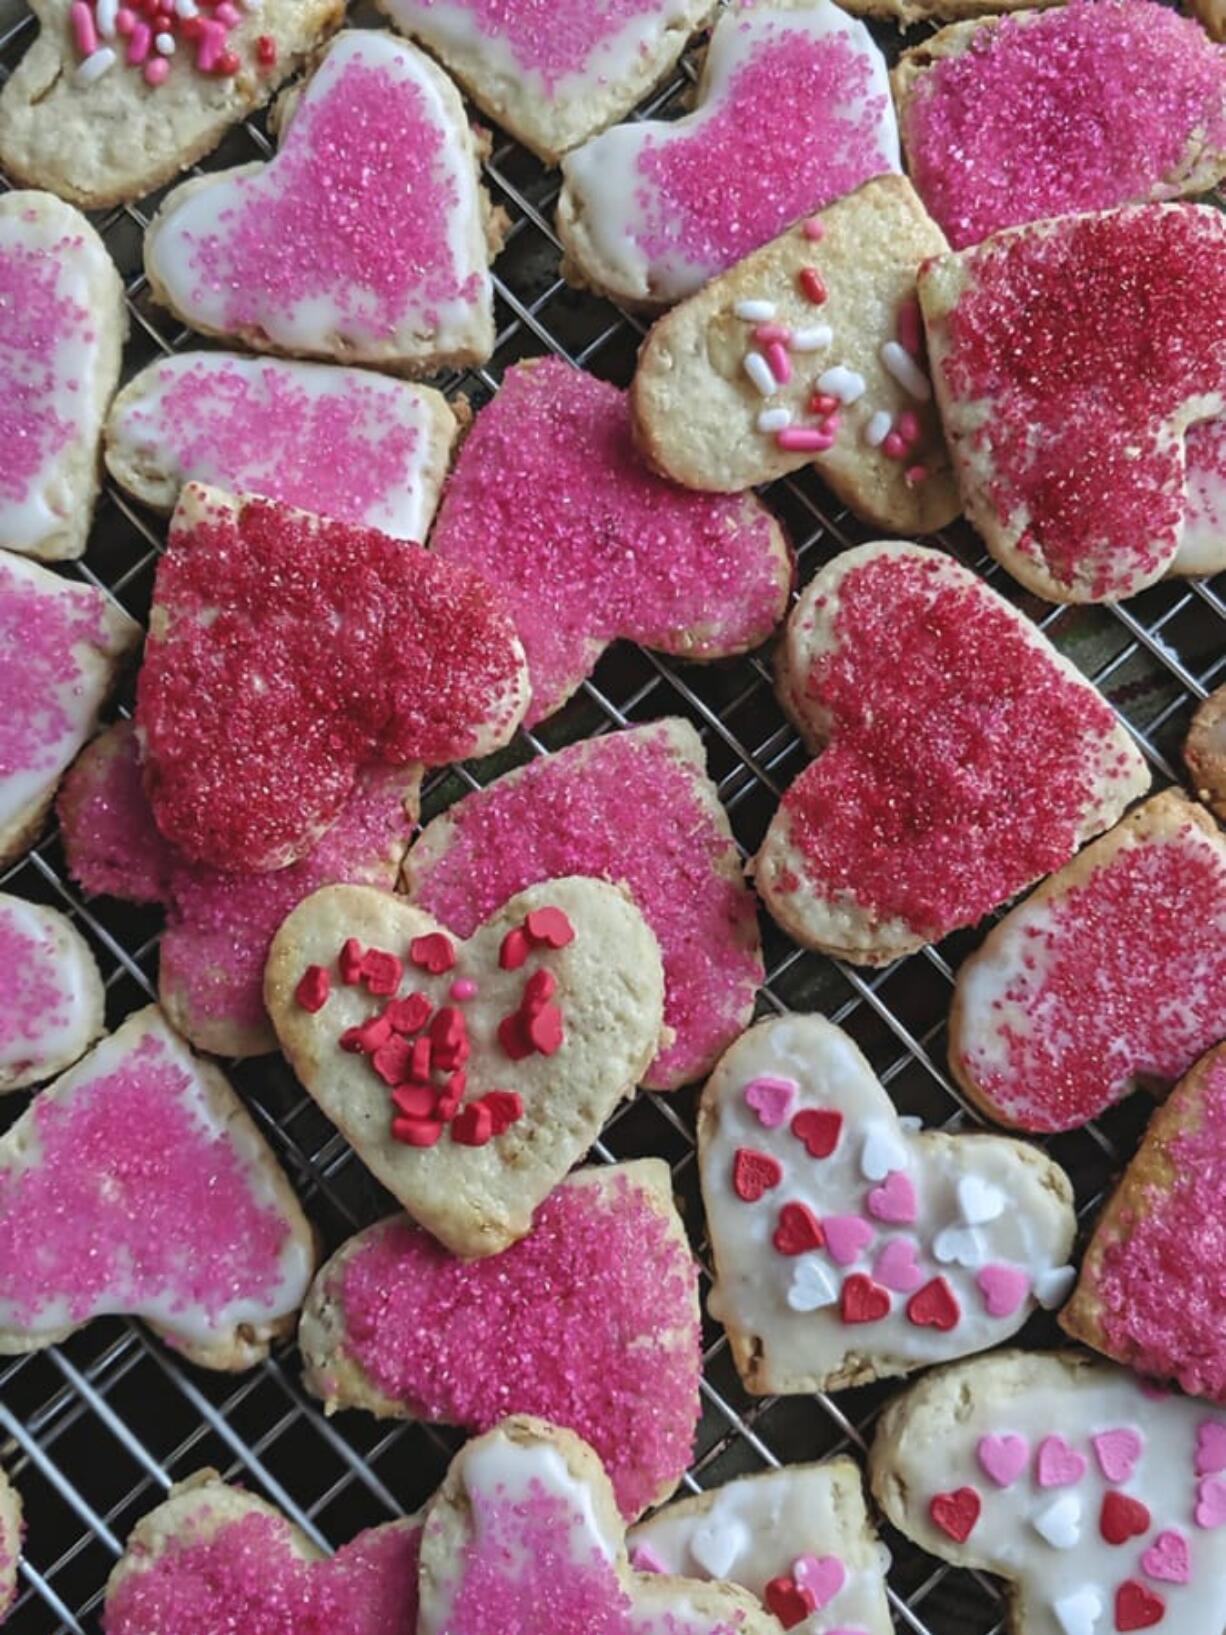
[885,1358,1226,1635]
[0,893,101,1087]
[463,1437,618,1564]
[701,1016,1074,1390]
[1177,414,1226,577]
[106,353,452,539]
[629,1462,893,1635]
[560,0,899,302]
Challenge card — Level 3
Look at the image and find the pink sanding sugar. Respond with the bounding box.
[902,0,1226,249]
[182,56,481,339]
[334,1175,702,1520]
[409,724,761,1087]
[1091,1055,1226,1400]
[0,560,109,779]
[428,360,788,723]
[59,722,412,1038]
[103,1510,421,1635]
[631,30,893,280]
[0,234,89,505]
[0,1031,293,1326]
[0,907,76,1060]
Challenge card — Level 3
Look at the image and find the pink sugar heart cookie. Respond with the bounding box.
[0,1006,316,1368]
[59,721,419,1059]
[300,1162,700,1521]
[135,484,528,874]
[0,891,103,1093]
[920,204,1226,602]
[105,353,460,541]
[952,792,1226,1133]
[558,0,899,306]
[103,1471,420,1635]
[755,543,1147,964]
[427,359,791,725]
[405,718,762,1090]
[894,0,1226,251]
[145,32,497,373]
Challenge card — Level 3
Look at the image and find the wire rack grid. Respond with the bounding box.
[0,5,1224,1631]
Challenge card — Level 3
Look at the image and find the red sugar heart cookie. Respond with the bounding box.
[136,484,528,874]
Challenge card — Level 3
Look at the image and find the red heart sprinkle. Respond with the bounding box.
[391,1116,443,1147]
[906,1276,962,1333]
[764,1576,817,1630]
[338,937,365,985]
[339,1014,393,1055]
[482,1090,524,1135]
[498,1013,533,1061]
[500,927,530,970]
[1101,1493,1152,1546]
[359,948,402,996]
[294,964,330,1012]
[930,1487,981,1543]
[452,1101,494,1146]
[384,992,432,1034]
[732,1147,783,1202]
[525,906,575,948]
[840,1272,891,1324]
[526,1003,564,1056]
[408,932,455,974]
[391,1084,436,1119]
[522,967,557,1015]
[772,1201,825,1256]
[371,1036,415,1087]
[790,1108,844,1159]
[1115,1580,1165,1630]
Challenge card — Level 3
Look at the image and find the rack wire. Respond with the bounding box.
[0,4,1224,1629]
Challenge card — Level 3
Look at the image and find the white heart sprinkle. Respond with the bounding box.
[957,1176,1005,1225]
[787,1257,838,1312]
[1053,1587,1103,1635]
[689,1518,748,1579]
[932,1225,985,1268]
[861,1122,907,1181]
[1034,1265,1077,1310]
[1033,1494,1081,1550]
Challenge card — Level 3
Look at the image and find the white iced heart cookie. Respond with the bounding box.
[265,878,666,1259]
[870,1351,1226,1635]
[557,0,899,307]
[0,550,139,868]
[699,1014,1075,1394]
[145,31,498,374]
[417,1418,779,1635]
[105,353,459,541]
[629,1459,893,1635]
[0,1469,20,1621]
[377,0,716,163]
[0,1005,316,1369]
[0,192,123,561]
[0,892,103,1093]
[0,0,342,209]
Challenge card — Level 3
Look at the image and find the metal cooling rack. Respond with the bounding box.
[1,5,1224,1629]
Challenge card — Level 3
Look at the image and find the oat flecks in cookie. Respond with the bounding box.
[428,360,790,724]
[950,792,1226,1134]
[136,485,526,874]
[0,892,103,1093]
[898,0,1226,250]
[921,204,1226,602]
[756,543,1147,962]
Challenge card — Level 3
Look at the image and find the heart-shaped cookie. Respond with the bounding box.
[0,549,139,868]
[950,791,1226,1133]
[265,878,665,1258]
[1062,1042,1226,1400]
[0,192,124,561]
[58,721,419,1058]
[417,1418,779,1635]
[145,31,498,373]
[427,359,791,724]
[893,0,1226,251]
[0,891,103,1092]
[378,0,715,163]
[754,543,1148,962]
[631,178,960,537]
[0,1470,21,1622]
[405,718,762,1088]
[0,1005,316,1368]
[105,353,459,541]
[920,203,1226,602]
[1185,672,1226,822]
[628,1460,893,1635]
[0,0,342,209]
[299,1160,700,1519]
[104,1470,419,1635]
[870,1351,1226,1635]
[135,484,527,873]
[699,1014,1075,1394]
[557,0,899,307]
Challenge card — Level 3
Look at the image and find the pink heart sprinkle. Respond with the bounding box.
[976,1262,1030,1318]
[977,1433,1030,1489]
[743,1075,797,1129]
[1036,1435,1087,1489]
[1141,1530,1191,1585]
[873,1237,924,1293]
[630,1543,668,1575]
[866,1170,918,1224]
[822,1215,875,1267]
[1196,1475,1226,1529]
[1092,1428,1143,1485]
[792,1554,846,1609]
[1197,1421,1226,1476]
